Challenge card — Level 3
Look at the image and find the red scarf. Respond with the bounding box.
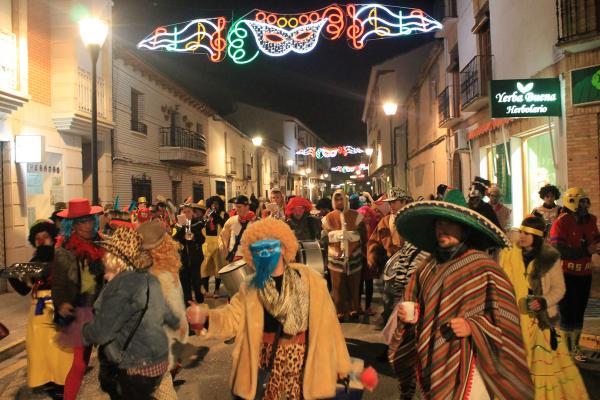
[239,211,256,223]
[65,233,105,262]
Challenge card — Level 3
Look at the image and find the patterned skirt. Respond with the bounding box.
[259,332,306,400]
[526,320,589,399]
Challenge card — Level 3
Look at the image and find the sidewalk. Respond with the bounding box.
[0,291,29,362]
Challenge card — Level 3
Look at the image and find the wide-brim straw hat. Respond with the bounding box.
[395,189,510,253]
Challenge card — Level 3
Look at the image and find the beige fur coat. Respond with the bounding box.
[206,263,351,399]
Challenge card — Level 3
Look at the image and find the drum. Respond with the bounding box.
[218,259,253,297]
[297,241,325,276]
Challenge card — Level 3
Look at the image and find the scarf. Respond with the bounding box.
[65,233,105,262]
[239,211,256,223]
[258,267,309,336]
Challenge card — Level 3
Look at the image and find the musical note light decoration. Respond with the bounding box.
[296,146,365,159]
[137,17,227,62]
[330,163,369,173]
[137,4,441,63]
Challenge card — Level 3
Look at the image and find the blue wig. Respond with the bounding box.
[61,214,100,241]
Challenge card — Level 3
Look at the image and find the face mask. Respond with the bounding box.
[576,205,589,218]
[249,239,281,289]
[245,19,327,57]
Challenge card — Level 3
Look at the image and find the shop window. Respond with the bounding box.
[132,174,152,204]
[523,133,556,212]
[485,143,512,204]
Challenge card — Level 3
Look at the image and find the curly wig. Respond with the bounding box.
[149,235,182,282]
[240,218,298,268]
[103,251,132,276]
[538,184,560,200]
[28,219,58,247]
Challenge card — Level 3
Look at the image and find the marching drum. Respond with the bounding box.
[218,259,253,297]
[296,241,325,276]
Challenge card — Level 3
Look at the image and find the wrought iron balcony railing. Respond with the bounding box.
[159,127,206,151]
[556,0,600,43]
[438,85,461,127]
[460,55,492,111]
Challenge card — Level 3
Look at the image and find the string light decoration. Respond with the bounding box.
[330,163,369,173]
[137,17,227,62]
[346,4,443,50]
[138,4,441,63]
[296,146,364,159]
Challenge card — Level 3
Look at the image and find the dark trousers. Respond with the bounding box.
[180,259,203,304]
[201,276,221,292]
[98,357,162,400]
[559,273,592,331]
[359,278,374,309]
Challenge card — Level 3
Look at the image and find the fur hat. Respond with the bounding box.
[137,220,167,250]
[28,219,58,247]
[97,227,152,269]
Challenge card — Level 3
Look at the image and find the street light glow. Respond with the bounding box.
[252,136,263,146]
[383,101,398,116]
[79,18,108,47]
[300,170,306,176]
[324,173,329,178]
[365,147,373,156]
[350,174,357,179]
[286,159,293,166]
[306,168,312,174]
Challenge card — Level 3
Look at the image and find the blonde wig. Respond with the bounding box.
[103,251,131,276]
[149,234,182,282]
[240,218,298,268]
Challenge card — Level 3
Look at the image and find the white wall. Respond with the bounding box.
[490,0,557,79]
[456,0,477,70]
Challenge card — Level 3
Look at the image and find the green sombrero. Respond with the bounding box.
[395,189,510,253]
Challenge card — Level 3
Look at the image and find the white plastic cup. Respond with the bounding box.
[401,301,416,321]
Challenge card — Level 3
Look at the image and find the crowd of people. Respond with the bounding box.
[3,179,599,399]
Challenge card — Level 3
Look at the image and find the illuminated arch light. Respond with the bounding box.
[330,163,369,173]
[346,4,442,50]
[296,146,364,159]
[137,17,227,62]
[244,19,327,57]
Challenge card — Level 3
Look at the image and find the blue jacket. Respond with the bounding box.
[83,270,179,369]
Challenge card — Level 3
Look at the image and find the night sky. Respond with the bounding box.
[112,0,438,145]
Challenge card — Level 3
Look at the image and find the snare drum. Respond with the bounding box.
[297,241,325,276]
[218,259,253,297]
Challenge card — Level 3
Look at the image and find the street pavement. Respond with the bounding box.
[1,275,600,399]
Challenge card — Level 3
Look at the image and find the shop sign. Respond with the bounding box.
[490,78,561,118]
[0,30,17,91]
[571,65,600,106]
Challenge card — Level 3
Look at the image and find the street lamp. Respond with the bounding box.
[252,135,263,197]
[79,17,108,206]
[286,159,293,166]
[365,147,373,156]
[382,101,398,189]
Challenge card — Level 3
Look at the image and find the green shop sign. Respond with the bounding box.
[490,78,561,118]
[571,65,600,106]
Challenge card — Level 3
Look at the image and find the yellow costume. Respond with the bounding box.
[26,290,73,387]
[500,246,589,400]
[201,228,225,278]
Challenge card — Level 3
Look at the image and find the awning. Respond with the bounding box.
[467,118,513,140]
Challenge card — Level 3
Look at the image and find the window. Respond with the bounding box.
[196,122,204,135]
[193,182,204,202]
[171,181,181,205]
[216,180,226,196]
[523,133,556,212]
[132,174,151,204]
[130,89,147,134]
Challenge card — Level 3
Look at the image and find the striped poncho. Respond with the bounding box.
[389,250,534,400]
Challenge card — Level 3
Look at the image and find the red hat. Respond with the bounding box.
[56,198,103,219]
[285,196,313,217]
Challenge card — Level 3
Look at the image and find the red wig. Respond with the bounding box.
[285,196,313,217]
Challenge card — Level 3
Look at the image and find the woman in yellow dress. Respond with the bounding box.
[500,216,588,399]
[201,196,227,297]
[8,220,73,397]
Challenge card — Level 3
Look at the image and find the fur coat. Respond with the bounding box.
[206,263,351,399]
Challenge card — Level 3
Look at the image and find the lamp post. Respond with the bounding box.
[252,136,263,197]
[383,101,398,189]
[79,17,108,205]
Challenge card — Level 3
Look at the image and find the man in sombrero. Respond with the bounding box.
[388,189,533,400]
[51,198,106,400]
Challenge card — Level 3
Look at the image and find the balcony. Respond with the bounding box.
[460,55,492,112]
[53,67,113,137]
[556,0,600,52]
[159,127,207,166]
[130,119,147,134]
[438,85,461,128]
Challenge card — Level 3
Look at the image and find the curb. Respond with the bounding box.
[0,339,25,363]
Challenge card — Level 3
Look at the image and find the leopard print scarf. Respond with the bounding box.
[258,267,309,336]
